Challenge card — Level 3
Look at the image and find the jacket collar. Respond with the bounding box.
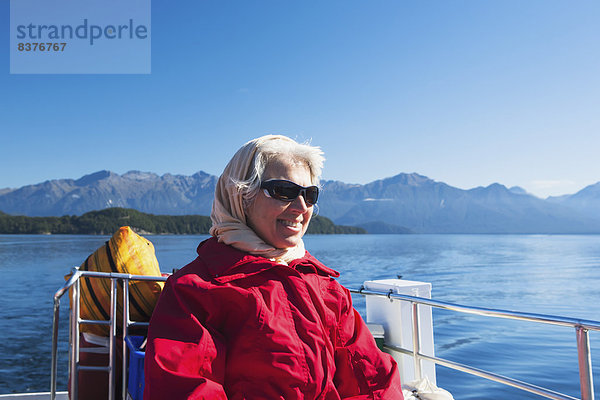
[197,237,340,283]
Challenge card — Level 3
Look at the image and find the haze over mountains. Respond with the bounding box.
[1,170,599,233]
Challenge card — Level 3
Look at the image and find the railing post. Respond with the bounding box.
[108,278,117,400]
[70,277,81,400]
[576,326,594,400]
[50,297,60,400]
[412,302,422,380]
[122,278,130,400]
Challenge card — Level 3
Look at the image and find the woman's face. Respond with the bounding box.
[246,158,314,249]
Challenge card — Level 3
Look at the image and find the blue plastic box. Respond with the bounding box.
[125,335,146,400]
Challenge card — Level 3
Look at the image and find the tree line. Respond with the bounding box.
[0,208,366,235]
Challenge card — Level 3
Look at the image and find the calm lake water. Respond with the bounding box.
[0,234,599,399]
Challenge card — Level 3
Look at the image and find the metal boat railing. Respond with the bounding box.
[51,271,598,400]
[350,286,600,400]
[50,268,168,400]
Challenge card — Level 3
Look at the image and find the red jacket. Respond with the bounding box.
[144,237,403,399]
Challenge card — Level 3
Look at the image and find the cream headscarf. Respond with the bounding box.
[209,135,309,264]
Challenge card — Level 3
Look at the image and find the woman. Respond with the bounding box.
[144,135,403,399]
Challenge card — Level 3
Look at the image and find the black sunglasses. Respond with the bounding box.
[260,179,319,206]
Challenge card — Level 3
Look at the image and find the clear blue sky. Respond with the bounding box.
[1,1,599,198]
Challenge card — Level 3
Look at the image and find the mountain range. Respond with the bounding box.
[1,170,599,233]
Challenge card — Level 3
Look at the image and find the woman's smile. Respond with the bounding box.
[280,219,301,228]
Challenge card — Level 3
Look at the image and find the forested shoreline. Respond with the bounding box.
[0,207,366,235]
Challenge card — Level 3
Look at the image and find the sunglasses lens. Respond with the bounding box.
[269,181,297,201]
[304,187,318,205]
[263,180,319,205]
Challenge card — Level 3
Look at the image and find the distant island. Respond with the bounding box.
[0,207,366,235]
